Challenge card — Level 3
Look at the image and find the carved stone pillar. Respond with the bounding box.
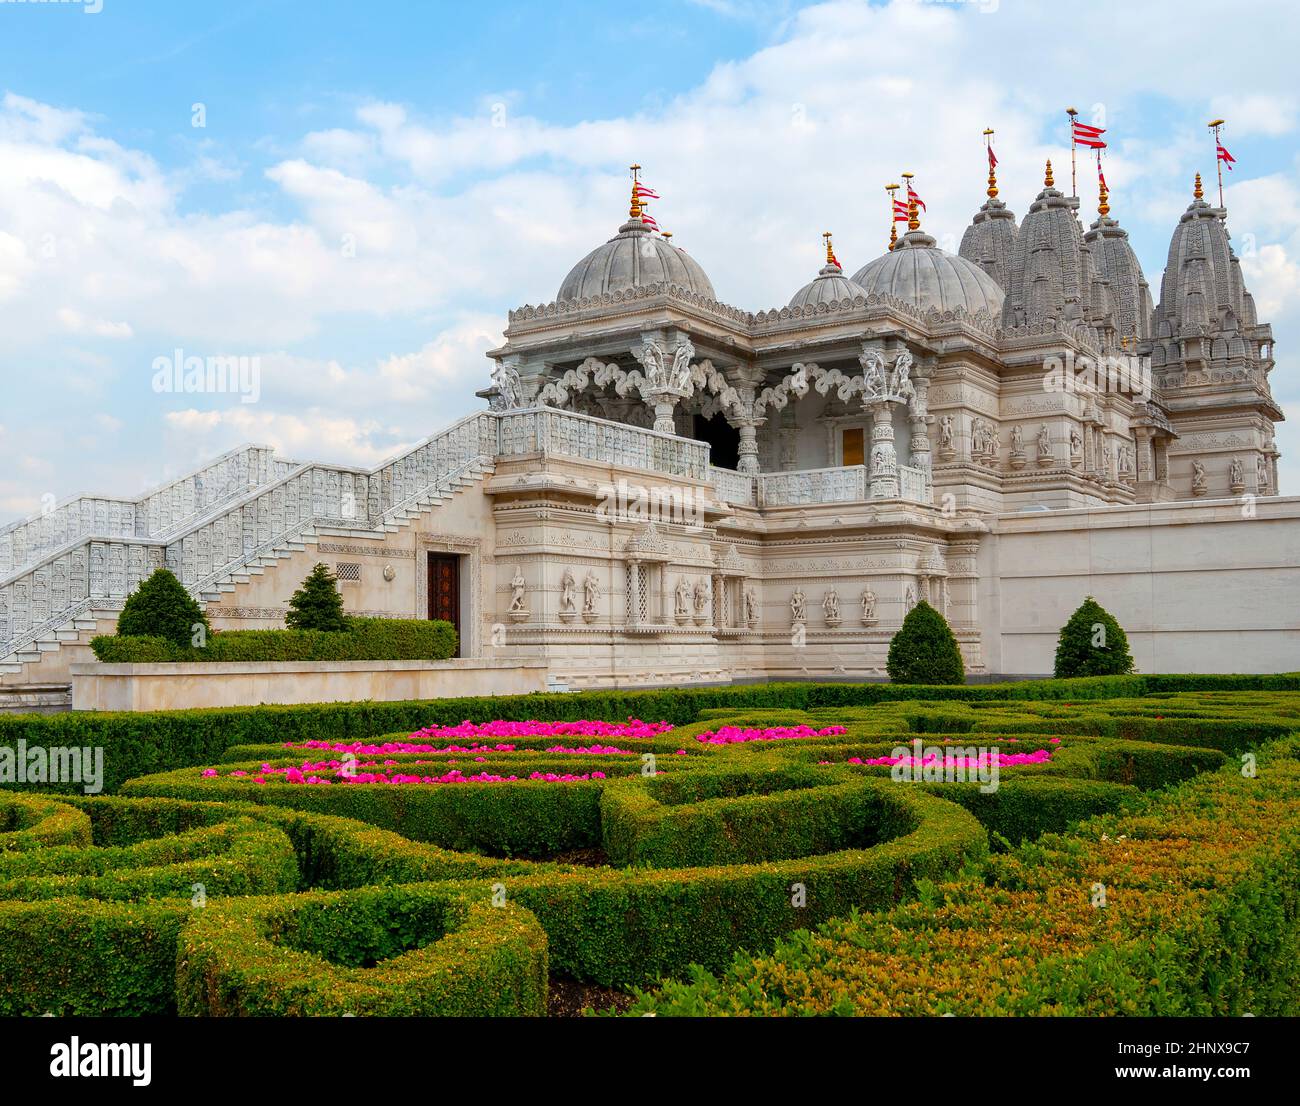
[736,418,764,475]
[779,408,798,471]
[866,399,899,499]
[648,395,680,436]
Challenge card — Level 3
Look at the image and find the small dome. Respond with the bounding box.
[558,219,716,302]
[852,230,1005,316]
[787,262,867,309]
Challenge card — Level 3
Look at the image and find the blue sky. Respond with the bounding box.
[0,0,1297,516]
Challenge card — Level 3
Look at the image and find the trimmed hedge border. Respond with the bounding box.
[629,735,1300,1015]
[0,798,298,1015]
[90,616,458,664]
[0,793,91,851]
[176,884,547,1016]
[6,673,1298,794]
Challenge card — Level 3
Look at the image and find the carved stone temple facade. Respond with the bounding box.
[2,167,1296,692]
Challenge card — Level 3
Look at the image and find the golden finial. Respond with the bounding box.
[1098,174,1109,218]
[663,231,673,242]
[983,127,998,199]
[629,163,642,219]
[1193,172,1204,201]
[823,230,836,266]
[1045,159,1054,188]
[902,171,919,232]
[886,182,900,250]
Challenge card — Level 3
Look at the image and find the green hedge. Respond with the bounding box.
[0,799,298,1015]
[629,736,1300,1015]
[0,793,91,851]
[90,617,457,664]
[6,674,1297,795]
[176,884,548,1016]
[600,768,911,868]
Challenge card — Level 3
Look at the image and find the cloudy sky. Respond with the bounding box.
[0,0,1296,520]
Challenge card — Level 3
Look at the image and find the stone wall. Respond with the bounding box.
[978,494,1300,675]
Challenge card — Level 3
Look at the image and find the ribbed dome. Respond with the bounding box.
[852,230,1005,316]
[558,219,716,302]
[787,262,867,309]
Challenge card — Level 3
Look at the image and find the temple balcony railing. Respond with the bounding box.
[708,466,756,507]
[754,463,933,508]
[496,407,711,482]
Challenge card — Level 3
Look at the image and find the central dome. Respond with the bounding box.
[558,219,716,303]
[852,230,1005,316]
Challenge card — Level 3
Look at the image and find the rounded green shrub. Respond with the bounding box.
[1054,596,1136,677]
[887,601,965,684]
[115,567,209,648]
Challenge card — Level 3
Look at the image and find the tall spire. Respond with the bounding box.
[886,182,900,250]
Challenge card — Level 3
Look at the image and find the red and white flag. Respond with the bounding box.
[1098,163,1108,192]
[1072,120,1107,149]
[1217,142,1236,170]
[634,182,661,200]
[988,144,998,170]
[892,199,910,222]
[640,211,660,230]
[906,184,926,212]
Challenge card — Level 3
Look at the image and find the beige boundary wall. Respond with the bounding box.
[978,495,1300,676]
[70,658,549,712]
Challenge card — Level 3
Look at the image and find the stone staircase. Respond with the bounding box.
[0,412,500,681]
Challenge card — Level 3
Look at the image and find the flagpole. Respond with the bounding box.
[886,183,900,250]
[1208,118,1226,206]
[1066,107,1078,197]
[902,172,919,231]
[983,128,997,198]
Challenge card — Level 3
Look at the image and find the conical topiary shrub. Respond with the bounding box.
[886,600,965,685]
[1053,596,1135,677]
[286,563,350,632]
[116,567,210,648]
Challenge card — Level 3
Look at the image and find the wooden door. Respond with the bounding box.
[842,428,865,467]
[427,554,461,657]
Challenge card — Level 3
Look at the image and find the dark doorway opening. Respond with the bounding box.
[427,553,462,657]
[692,413,740,470]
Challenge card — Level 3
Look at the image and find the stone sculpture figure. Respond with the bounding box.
[939,415,955,451]
[822,589,839,622]
[904,585,916,613]
[1010,425,1024,454]
[509,569,527,612]
[1192,459,1207,494]
[559,569,576,613]
[1257,455,1270,490]
[1037,424,1052,459]
[583,571,600,614]
[1070,427,1083,456]
[491,362,524,410]
[693,577,710,614]
[743,585,758,624]
[1230,455,1245,488]
[861,587,876,622]
[674,577,691,616]
[791,586,806,622]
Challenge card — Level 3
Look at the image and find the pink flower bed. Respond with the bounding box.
[693,725,848,746]
[201,761,609,786]
[284,718,673,757]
